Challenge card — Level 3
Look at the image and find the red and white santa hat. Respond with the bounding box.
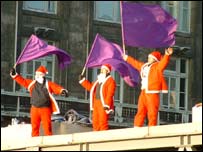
[35,66,48,75]
[101,64,112,73]
[148,51,162,61]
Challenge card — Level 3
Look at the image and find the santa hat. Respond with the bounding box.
[35,66,48,74]
[148,51,162,61]
[101,64,112,73]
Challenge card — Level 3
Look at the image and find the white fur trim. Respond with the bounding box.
[28,80,36,92]
[46,81,60,114]
[105,109,114,114]
[10,73,18,79]
[148,54,159,62]
[79,77,86,84]
[101,65,110,73]
[35,71,46,76]
[89,80,99,110]
[123,55,128,61]
[145,90,168,94]
[100,75,111,108]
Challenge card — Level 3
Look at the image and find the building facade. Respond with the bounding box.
[1,1,202,127]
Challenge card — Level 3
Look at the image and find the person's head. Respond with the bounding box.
[148,51,162,64]
[97,64,112,83]
[35,66,48,84]
[100,64,111,75]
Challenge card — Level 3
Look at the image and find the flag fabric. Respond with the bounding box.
[16,34,72,69]
[121,1,177,48]
[85,33,140,87]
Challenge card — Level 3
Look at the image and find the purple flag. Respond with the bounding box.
[121,1,177,48]
[16,34,72,69]
[85,33,140,87]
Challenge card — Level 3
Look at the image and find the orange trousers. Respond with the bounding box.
[30,106,52,137]
[92,98,109,131]
[134,90,160,127]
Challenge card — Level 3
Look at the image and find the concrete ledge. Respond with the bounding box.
[1,122,202,151]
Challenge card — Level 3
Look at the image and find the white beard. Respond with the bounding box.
[35,76,44,84]
[97,73,106,83]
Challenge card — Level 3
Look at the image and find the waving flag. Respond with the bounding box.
[121,1,177,48]
[85,33,140,87]
[16,34,72,69]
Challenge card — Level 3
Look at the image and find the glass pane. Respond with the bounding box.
[35,61,41,71]
[27,61,33,75]
[97,1,114,21]
[46,61,52,78]
[179,93,185,108]
[115,3,121,22]
[166,58,176,71]
[180,78,185,92]
[123,87,136,104]
[170,91,176,108]
[180,59,186,73]
[115,86,120,101]
[25,1,45,11]
[97,69,100,74]
[162,93,168,106]
[170,78,176,90]
[48,1,55,12]
[182,9,189,31]
[115,72,120,82]
[182,1,189,8]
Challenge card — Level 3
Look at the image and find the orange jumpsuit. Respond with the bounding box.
[79,75,116,131]
[126,54,170,126]
[11,74,64,136]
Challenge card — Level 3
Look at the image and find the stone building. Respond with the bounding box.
[1,1,202,127]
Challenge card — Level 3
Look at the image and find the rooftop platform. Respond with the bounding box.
[1,122,202,151]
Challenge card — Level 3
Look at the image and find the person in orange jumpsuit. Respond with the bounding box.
[10,65,69,136]
[79,64,116,131]
[123,48,173,127]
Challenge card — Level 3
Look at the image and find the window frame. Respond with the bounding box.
[161,57,189,111]
[94,1,121,24]
[23,1,57,14]
[161,1,191,33]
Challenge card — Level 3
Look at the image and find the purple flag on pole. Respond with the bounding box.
[121,1,177,48]
[16,34,72,69]
[85,33,140,87]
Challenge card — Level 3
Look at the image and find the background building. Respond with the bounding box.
[1,1,202,127]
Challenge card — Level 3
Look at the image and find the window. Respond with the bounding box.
[123,82,138,105]
[94,1,120,23]
[23,1,57,14]
[161,57,188,110]
[161,1,190,33]
[19,37,55,92]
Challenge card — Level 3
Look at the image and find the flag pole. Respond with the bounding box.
[81,2,90,77]
[120,1,126,55]
[81,66,86,76]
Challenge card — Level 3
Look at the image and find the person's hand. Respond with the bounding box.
[10,68,16,76]
[103,106,109,110]
[61,89,69,97]
[78,74,85,81]
[122,54,128,61]
[195,103,202,107]
[165,47,173,55]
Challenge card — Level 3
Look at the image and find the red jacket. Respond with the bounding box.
[11,74,64,114]
[126,54,170,93]
[79,75,116,114]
